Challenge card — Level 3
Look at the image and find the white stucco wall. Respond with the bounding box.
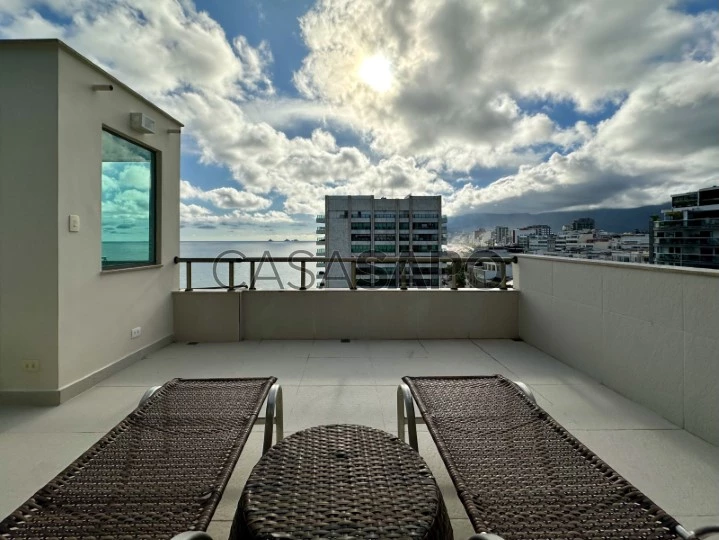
[0,40,181,400]
[56,46,180,389]
[0,43,60,392]
[514,254,719,446]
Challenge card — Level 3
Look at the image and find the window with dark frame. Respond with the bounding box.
[101,129,158,269]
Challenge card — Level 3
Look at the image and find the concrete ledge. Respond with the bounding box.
[173,290,240,342]
[0,334,174,405]
[173,288,519,341]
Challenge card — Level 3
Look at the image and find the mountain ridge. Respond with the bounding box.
[448,204,667,234]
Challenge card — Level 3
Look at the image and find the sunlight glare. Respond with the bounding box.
[358,54,393,92]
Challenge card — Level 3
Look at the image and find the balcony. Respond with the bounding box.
[316,226,325,234]
[316,215,325,223]
[1,255,718,538]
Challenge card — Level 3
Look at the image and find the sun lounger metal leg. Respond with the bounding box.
[512,380,536,404]
[171,532,214,539]
[262,384,283,455]
[397,383,418,451]
[138,385,163,407]
[677,525,719,539]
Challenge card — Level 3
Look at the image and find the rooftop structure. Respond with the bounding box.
[652,186,719,269]
[571,217,596,231]
[317,195,447,288]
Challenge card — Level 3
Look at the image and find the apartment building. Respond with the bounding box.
[652,186,719,269]
[317,195,447,288]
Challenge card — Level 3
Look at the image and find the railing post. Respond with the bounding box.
[499,260,508,290]
[249,261,256,290]
[185,261,193,292]
[350,260,357,290]
[228,261,235,291]
[400,262,408,290]
[451,261,458,290]
[300,261,306,291]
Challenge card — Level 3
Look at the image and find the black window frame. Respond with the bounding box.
[101,127,159,271]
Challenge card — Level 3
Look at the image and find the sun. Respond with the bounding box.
[358,54,393,92]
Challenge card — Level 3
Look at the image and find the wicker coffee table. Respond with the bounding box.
[231,424,452,539]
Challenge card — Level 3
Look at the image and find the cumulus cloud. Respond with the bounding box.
[180,180,272,211]
[444,55,719,215]
[1,0,717,223]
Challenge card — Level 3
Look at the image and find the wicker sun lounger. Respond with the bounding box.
[0,377,283,540]
[398,375,719,540]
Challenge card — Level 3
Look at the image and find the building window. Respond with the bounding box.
[101,129,157,269]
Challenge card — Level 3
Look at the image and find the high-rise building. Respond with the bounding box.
[492,226,511,246]
[571,217,595,231]
[316,195,447,288]
[652,186,719,269]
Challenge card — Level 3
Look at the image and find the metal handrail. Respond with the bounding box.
[173,255,517,292]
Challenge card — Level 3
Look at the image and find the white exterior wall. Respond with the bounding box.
[0,40,180,402]
[514,254,719,445]
[0,43,60,393]
[56,47,181,390]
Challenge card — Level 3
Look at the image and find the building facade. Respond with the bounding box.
[571,217,596,231]
[317,195,447,288]
[652,186,719,269]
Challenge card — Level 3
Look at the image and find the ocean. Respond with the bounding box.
[179,241,318,290]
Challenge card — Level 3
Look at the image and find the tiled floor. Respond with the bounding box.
[1,339,717,539]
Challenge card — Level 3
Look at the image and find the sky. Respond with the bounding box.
[1,0,717,240]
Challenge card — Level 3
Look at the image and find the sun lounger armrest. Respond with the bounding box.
[677,525,719,539]
[171,532,213,539]
[468,534,506,540]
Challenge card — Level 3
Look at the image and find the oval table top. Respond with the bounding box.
[231,424,452,539]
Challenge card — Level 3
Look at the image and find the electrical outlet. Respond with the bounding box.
[131,327,142,339]
[23,360,40,372]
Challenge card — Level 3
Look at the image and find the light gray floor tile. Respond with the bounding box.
[287,386,384,431]
[214,432,264,521]
[256,339,313,357]
[0,432,105,518]
[474,338,597,385]
[239,356,307,385]
[420,339,489,358]
[301,356,375,385]
[531,383,679,430]
[310,339,370,357]
[571,429,719,516]
[416,433,467,520]
[4,386,144,433]
[367,339,428,358]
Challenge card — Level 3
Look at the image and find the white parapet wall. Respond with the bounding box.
[173,289,519,342]
[514,254,719,446]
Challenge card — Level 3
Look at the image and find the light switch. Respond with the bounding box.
[69,214,80,232]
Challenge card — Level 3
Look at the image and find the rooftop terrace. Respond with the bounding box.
[1,255,718,539]
[1,337,718,539]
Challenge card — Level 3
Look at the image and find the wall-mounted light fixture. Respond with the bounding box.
[91,84,114,91]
